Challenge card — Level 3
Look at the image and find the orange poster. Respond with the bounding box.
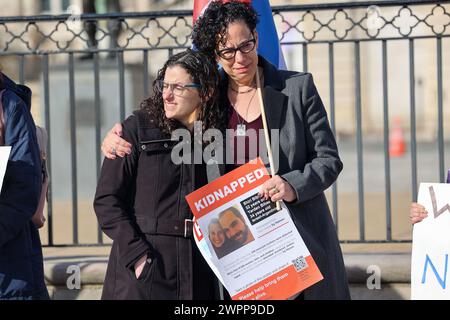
[186,158,323,300]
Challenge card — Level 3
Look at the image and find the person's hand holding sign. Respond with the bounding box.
[410,202,428,224]
[259,175,297,203]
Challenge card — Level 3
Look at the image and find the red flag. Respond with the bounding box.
[193,0,251,24]
[193,0,210,24]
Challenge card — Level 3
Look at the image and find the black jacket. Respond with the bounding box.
[94,111,219,300]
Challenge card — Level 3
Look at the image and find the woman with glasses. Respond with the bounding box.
[101,0,350,300]
[93,49,227,300]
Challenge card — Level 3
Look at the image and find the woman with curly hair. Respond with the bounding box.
[93,49,225,300]
[101,0,350,300]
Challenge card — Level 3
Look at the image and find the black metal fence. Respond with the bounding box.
[1,0,449,246]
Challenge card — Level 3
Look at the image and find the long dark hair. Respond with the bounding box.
[141,49,227,134]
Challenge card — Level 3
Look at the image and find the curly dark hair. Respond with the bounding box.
[141,49,227,134]
[192,0,259,61]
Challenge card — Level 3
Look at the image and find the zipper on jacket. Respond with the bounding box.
[175,159,184,299]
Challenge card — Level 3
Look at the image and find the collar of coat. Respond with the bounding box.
[257,55,285,91]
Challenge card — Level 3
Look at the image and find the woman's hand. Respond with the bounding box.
[410,202,428,224]
[259,175,297,203]
[134,254,148,279]
[101,123,132,159]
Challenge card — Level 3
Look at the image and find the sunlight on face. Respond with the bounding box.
[216,21,259,87]
[162,65,201,127]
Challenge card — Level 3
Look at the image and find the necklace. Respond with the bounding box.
[229,85,255,94]
[233,89,257,137]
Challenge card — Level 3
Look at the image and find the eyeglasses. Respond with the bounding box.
[155,80,200,96]
[216,37,256,60]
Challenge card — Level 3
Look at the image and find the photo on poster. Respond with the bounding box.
[206,205,255,259]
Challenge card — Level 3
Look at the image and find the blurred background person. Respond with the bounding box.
[81,0,122,60]
[0,71,49,300]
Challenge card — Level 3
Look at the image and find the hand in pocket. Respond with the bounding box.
[134,254,149,279]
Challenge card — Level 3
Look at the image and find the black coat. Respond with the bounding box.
[0,74,49,300]
[94,111,219,300]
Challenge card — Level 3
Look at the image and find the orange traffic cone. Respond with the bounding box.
[389,117,406,157]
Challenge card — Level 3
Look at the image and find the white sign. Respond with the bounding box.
[411,183,450,300]
[0,146,11,193]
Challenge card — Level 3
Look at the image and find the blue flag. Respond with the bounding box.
[252,0,286,69]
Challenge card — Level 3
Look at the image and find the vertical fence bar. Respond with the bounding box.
[94,52,103,244]
[143,50,149,98]
[19,55,25,85]
[118,51,125,122]
[42,54,53,246]
[355,41,365,241]
[69,53,78,244]
[382,40,392,241]
[436,37,444,182]
[303,43,308,72]
[94,53,101,178]
[329,42,338,233]
[409,39,418,201]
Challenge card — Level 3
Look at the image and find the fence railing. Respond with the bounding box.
[1,0,449,246]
